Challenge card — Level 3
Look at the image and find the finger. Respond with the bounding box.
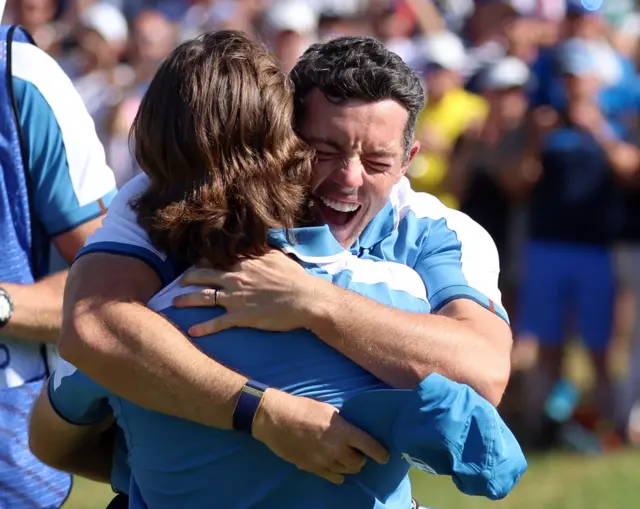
[180,267,228,288]
[335,448,367,474]
[314,469,344,485]
[172,288,223,308]
[347,427,389,465]
[188,312,241,337]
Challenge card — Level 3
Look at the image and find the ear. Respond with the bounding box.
[397,141,420,182]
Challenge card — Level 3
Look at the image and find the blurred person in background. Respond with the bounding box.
[107,8,178,187]
[262,0,318,72]
[7,0,58,50]
[407,30,488,209]
[616,155,640,446]
[446,56,531,315]
[72,2,132,151]
[0,20,116,508]
[517,40,640,448]
[461,0,537,91]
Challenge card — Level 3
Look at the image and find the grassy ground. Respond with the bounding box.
[64,449,640,509]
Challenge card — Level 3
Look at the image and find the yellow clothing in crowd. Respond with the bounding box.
[408,87,488,209]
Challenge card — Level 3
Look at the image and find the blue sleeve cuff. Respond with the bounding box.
[47,376,110,426]
[74,241,178,287]
[430,285,510,325]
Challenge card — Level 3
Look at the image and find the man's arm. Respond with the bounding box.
[304,284,511,405]
[29,381,114,483]
[1,218,106,343]
[59,254,248,431]
[178,251,511,406]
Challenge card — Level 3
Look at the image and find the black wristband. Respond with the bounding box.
[232,380,269,433]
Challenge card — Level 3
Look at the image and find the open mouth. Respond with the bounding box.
[317,196,362,227]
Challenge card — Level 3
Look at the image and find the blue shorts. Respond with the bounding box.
[517,241,615,352]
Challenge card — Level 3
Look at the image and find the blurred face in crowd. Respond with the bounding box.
[466,3,515,44]
[300,89,418,248]
[273,30,309,73]
[15,0,56,30]
[485,87,528,126]
[565,13,607,40]
[131,11,177,70]
[77,28,122,72]
[564,73,602,103]
[504,16,542,63]
[424,65,461,102]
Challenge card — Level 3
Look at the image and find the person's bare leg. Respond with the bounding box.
[523,344,563,447]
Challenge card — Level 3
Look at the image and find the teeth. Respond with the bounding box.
[320,197,360,213]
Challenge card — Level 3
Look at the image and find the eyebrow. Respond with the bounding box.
[305,137,397,157]
[305,137,342,151]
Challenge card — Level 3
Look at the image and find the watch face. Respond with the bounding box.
[0,294,11,322]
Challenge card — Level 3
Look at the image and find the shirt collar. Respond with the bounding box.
[268,226,346,263]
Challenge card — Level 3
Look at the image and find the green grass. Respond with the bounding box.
[64,450,640,509]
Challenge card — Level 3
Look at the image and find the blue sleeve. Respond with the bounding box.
[48,360,112,425]
[10,41,117,237]
[414,216,509,324]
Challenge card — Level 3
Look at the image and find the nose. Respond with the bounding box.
[336,158,364,189]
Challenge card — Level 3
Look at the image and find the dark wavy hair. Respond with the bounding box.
[290,36,425,162]
[130,31,313,269]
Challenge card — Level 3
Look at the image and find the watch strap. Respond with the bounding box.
[232,380,269,434]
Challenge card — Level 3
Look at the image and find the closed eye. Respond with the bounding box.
[315,151,340,160]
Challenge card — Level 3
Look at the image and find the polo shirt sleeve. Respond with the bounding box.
[75,173,180,286]
[414,211,509,324]
[10,41,117,237]
[48,359,111,426]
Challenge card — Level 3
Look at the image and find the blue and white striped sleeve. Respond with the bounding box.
[415,211,509,324]
[74,173,180,286]
[48,359,111,426]
[11,42,117,236]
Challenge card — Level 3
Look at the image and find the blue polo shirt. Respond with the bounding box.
[529,117,623,246]
[50,225,431,508]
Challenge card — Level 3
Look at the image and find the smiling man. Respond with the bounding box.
[57,35,512,499]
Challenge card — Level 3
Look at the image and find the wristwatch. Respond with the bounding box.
[0,288,14,330]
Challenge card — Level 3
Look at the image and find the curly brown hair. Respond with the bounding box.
[130,30,313,269]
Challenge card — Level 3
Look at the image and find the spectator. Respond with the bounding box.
[72,2,132,149]
[106,8,178,187]
[517,41,640,447]
[447,56,531,310]
[263,0,318,72]
[408,31,488,209]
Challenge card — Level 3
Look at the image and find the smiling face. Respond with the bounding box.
[300,89,419,248]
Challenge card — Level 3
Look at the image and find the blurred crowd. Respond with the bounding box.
[4,0,640,453]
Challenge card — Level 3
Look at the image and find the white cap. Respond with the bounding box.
[265,0,319,35]
[420,31,466,72]
[481,57,530,91]
[80,2,129,45]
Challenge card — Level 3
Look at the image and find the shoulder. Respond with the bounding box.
[390,179,499,265]
[11,41,84,123]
